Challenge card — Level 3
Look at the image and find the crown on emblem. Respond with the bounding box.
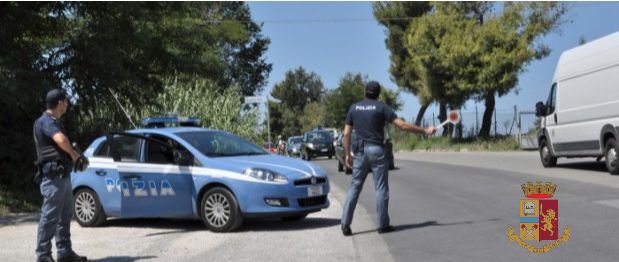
[521,181,557,198]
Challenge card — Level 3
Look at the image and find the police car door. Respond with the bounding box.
[106,132,193,218]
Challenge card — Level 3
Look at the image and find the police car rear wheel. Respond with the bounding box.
[73,188,106,227]
[201,187,243,232]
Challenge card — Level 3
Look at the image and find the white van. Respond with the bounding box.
[535,30,619,174]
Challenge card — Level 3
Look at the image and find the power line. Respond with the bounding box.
[202,17,417,25]
[574,2,619,8]
[200,2,617,26]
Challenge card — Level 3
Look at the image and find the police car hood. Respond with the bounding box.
[214,155,326,179]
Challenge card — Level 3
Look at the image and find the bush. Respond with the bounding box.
[0,185,40,216]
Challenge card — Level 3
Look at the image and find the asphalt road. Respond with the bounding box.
[2,151,619,261]
[324,151,619,262]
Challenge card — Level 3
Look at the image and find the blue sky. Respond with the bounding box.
[247,1,619,130]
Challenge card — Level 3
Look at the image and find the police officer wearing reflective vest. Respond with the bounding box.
[341,81,437,236]
[33,89,88,262]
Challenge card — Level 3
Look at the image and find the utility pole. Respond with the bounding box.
[243,96,280,151]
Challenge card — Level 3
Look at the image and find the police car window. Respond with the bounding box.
[178,131,266,157]
[145,135,175,164]
[113,136,140,162]
[94,141,112,158]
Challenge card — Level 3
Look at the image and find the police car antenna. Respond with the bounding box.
[107,87,137,129]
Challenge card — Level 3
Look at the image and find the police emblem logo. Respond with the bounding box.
[508,181,572,253]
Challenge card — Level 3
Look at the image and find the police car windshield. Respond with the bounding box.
[177,131,267,158]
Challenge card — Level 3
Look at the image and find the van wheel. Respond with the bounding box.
[605,138,619,174]
[539,139,557,167]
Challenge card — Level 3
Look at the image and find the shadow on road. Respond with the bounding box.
[351,218,501,236]
[90,216,340,234]
[89,256,157,262]
[102,218,205,232]
[239,217,340,232]
[556,160,608,173]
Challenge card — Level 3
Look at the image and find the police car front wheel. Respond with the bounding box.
[73,188,107,227]
[201,187,243,232]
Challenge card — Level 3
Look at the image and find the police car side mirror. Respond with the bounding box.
[173,150,193,166]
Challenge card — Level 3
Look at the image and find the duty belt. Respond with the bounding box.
[42,161,70,179]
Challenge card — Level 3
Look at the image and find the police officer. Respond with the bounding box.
[340,81,437,236]
[34,89,87,262]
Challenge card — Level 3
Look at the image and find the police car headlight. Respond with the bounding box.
[307,143,315,149]
[244,168,288,183]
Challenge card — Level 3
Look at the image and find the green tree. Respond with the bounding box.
[270,67,325,137]
[0,2,68,190]
[324,72,404,129]
[60,2,272,133]
[299,102,327,133]
[373,1,431,126]
[135,79,261,142]
[402,1,570,139]
[0,2,271,195]
[324,73,366,129]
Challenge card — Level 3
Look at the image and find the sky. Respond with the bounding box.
[246,1,619,132]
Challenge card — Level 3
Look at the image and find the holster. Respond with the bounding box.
[33,161,42,184]
[352,140,364,154]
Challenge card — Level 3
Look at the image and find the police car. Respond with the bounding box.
[71,116,330,232]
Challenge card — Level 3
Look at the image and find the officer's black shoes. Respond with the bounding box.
[341,224,352,236]
[36,256,55,262]
[57,252,87,262]
[377,225,395,234]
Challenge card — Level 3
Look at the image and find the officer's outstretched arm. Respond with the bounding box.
[52,132,79,161]
[393,118,437,135]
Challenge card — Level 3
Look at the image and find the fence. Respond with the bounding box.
[392,105,540,149]
[517,110,539,150]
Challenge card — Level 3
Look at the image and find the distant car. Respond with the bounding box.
[322,127,338,138]
[71,116,330,232]
[300,130,334,161]
[262,142,278,153]
[335,130,395,175]
[322,127,339,147]
[286,136,303,157]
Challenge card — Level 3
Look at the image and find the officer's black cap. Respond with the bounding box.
[46,89,72,107]
[365,81,381,95]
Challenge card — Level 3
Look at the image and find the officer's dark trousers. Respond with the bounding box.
[341,144,390,229]
[36,163,73,259]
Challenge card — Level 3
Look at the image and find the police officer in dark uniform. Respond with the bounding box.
[340,81,437,236]
[34,89,87,262]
